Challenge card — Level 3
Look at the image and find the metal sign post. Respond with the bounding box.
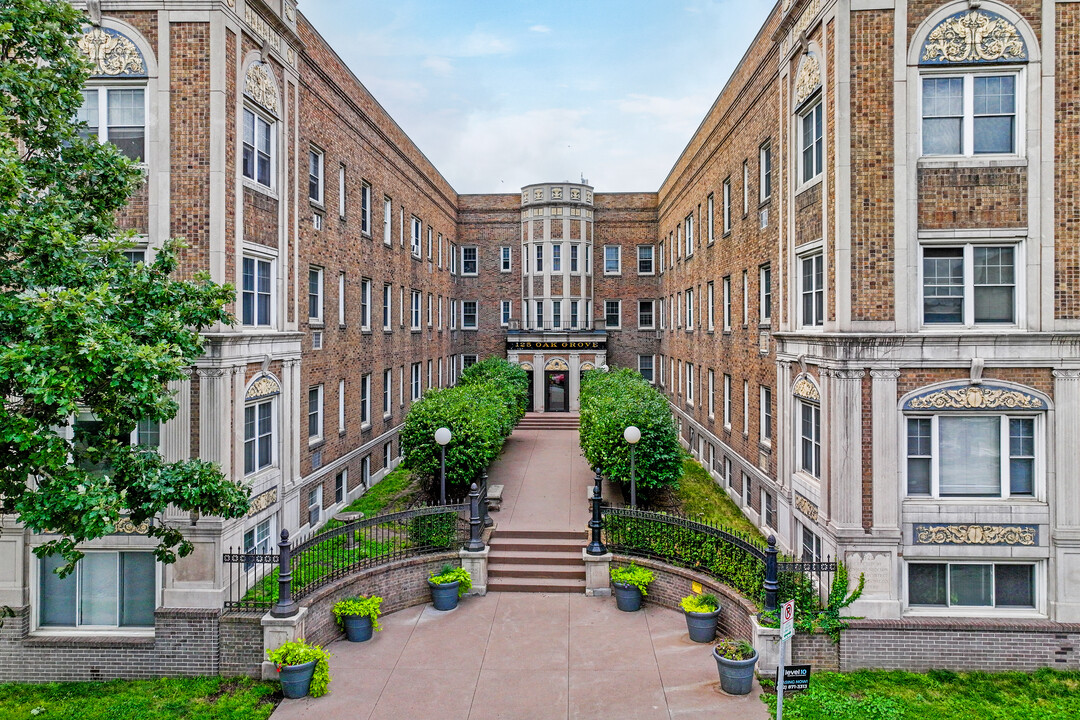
[777,599,795,720]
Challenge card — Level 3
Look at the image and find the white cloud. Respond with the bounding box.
[423,56,454,77]
[529,24,551,33]
[459,31,513,57]
[617,92,714,134]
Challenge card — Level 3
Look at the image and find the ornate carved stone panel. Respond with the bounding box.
[246,374,281,401]
[793,375,820,401]
[79,26,146,77]
[244,63,279,115]
[920,9,1027,65]
[913,523,1038,546]
[903,384,1045,411]
[545,358,569,371]
[794,53,821,107]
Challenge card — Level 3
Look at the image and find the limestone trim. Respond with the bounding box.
[900,382,1049,411]
[792,373,820,401]
[794,52,822,107]
[244,62,280,116]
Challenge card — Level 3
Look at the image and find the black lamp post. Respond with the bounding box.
[435,427,451,504]
[624,425,640,508]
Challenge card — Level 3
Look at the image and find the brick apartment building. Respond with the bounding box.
[1,0,1079,679]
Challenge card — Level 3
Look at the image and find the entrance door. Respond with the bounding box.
[526,373,534,412]
[545,371,568,412]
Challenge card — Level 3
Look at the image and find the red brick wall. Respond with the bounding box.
[1057,2,1080,319]
[170,22,211,277]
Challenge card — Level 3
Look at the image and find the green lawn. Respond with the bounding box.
[0,677,277,720]
[763,669,1080,719]
[340,464,419,517]
[674,458,764,540]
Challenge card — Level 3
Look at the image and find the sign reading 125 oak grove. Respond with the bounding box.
[506,340,606,351]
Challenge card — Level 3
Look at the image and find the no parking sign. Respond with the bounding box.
[780,599,794,641]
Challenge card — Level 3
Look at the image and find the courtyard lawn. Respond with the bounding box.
[675,457,765,540]
[0,676,277,720]
[340,464,420,517]
[764,668,1080,719]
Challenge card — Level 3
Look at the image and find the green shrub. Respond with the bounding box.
[332,595,383,632]
[714,639,755,661]
[267,639,331,697]
[406,511,458,549]
[579,368,683,500]
[459,357,530,422]
[429,563,472,597]
[610,562,655,596]
[400,383,514,494]
[680,593,719,613]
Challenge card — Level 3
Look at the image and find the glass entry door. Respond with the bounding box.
[545,371,568,412]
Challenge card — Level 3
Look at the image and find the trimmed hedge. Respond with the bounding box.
[579,368,683,500]
[400,357,526,495]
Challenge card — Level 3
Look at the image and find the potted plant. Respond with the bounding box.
[680,592,721,643]
[712,639,758,696]
[332,595,383,642]
[428,564,472,611]
[267,638,331,699]
[610,562,654,612]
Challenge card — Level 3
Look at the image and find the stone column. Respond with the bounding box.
[459,547,489,596]
[825,369,864,534]
[582,549,612,597]
[1053,370,1080,529]
[569,354,581,411]
[261,607,308,680]
[870,369,901,535]
[198,368,232,475]
[533,354,545,412]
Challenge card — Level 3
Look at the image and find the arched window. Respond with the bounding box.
[242,62,280,189]
[76,26,149,161]
[244,374,281,476]
[793,374,821,479]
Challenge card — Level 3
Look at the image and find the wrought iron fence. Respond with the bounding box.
[223,502,469,613]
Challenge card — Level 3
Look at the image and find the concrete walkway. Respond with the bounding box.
[269,424,768,719]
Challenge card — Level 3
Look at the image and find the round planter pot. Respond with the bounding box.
[342,614,374,642]
[612,581,643,612]
[684,608,721,643]
[712,647,758,696]
[278,659,317,699]
[428,579,460,611]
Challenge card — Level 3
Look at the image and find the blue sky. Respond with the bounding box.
[300,1,775,194]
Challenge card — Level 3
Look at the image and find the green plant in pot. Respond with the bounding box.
[712,639,757,696]
[680,592,721,643]
[267,638,331,699]
[610,562,654,612]
[428,564,472,611]
[332,595,383,643]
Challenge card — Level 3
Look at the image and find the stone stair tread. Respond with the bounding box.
[492,529,587,540]
[487,578,585,593]
[488,540,585,553]
[488,550,582,565]
[488,563,586,579]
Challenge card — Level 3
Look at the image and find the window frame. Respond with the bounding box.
[799,99,824,185]
[462,246,478,276]
[760,264,772,324]
[411,363,421,401]
[308,147,324,205]
[500,246,512,273]
[759,141,772,202]
[307,384,323,444]
[907,561,1038,612]
[461,300,478,330]
[307,266,324,324]
[760,385,772,445]
[685,214,695,256]
[243,397,276,476]
[638,355,654,383]
[500,300,511,327]
[638,299,655,330]
[360,181,372,234]
[722,178,731,234]
[707,194,715,244]
[919,241,1021,328]
[798,398,821,479]
[603,246,621,276]
[798,250,825,328]
[723,374,732,429]
[410,290,422,330]
[604,300,621,329]
[383,197,392,246]
[382,369,391,419]
[37,550,157,631]
[919,68,1023,159]
[77,84,148,163]
[241,256,274,328]
[242,106,275,189]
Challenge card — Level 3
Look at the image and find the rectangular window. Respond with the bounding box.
[463,354,478,370]
[308,385,323,442]
[760,386,772,443]
[570,245,579,273]
[723,374,732,428]
[501,300,511,326]
[638,355,654,382]
[241,257,272,327]
[308,148,324,204]
[658,241,665,273]
[685,214,695,256]
[722,276,731,331]
[40,551,155,628]
[800,253,825,327]
[359,278,371,330]
[743,380,749,435]
[722,178,731,233]
[462,300,478,329]
[684,363,694,404]
[337,272,346,326]
[427,293,433,327]
[335,470,346,504]
[552,244,562,272]
[743,473,752,508]
[707,194,715,244]
[361,181,371,234]
[637,245,654,275]
[462,246,478,275]
[382,369,391,417]
[383,442,392,469]
[800,400,821,478]
[552,300,562,328]
[501,246,511,272]
[427,359,433,389]
[534,301,543,328]
[307,267,323,322]
[605,300,621,329]
[708,369,715,419]
[450,299,458,329]
[535,244,544,273]
[800,524,822,563]
[411,217,422,256]
[801,101,824,183]
[411,363,421,401]
[307,485,322,527]
[638,300,654,329]
[78,87,146,161]
[242,108,272,187]
[908,562,1035,609]
[243,400,273,475]
[922,244,1016,326]
[136,418,159,448]
[337,379,346,433]
[763,491,775,529]
[604,246,621,275]
[383,197,392,245]
[382,284,392,331]
[361,373,371,426]
[922,73,1017,156]
[725,457,733,489]
[707,281,715,331]
[742,160,750,216]
[438,296,444,329]
[338,165,346,218]
[410,290,421,330]
[760,142,772,201]
[906,415,1035,497]
[760,265,772,323]
[658,298,665,330]
[427,228,433,260]
[742,270,749,325]
[685,289,694,330]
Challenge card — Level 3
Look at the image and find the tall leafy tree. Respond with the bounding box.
[0,0,249,574]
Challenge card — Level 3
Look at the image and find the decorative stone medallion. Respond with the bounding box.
[79,26,146,77]
[244,63,279,115]
[921,9,1027,65]
[246,374,281,401]
[792,375,820,401]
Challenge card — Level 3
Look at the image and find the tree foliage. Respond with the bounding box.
[579,368,683,500]
[0,0,248,574]
[458,357,529,422]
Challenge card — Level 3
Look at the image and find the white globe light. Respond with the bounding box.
[624,426,641,444]
[435,427,452,446]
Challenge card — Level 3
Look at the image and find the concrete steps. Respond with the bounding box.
[517,413,580,431]
[486,529,586,593]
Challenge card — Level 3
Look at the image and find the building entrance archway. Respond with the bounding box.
[544,358,569,412]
